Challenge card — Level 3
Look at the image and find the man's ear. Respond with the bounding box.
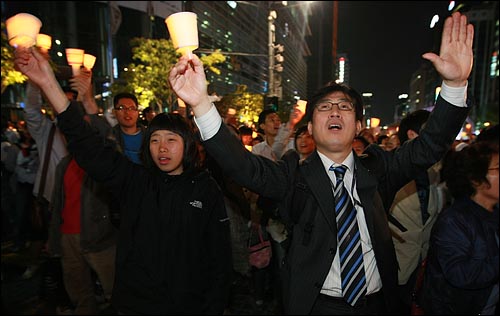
[355,120,362,135]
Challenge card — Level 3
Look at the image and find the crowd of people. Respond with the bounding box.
[1,11,498,315]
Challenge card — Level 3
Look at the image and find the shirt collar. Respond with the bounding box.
[317,150,355,174]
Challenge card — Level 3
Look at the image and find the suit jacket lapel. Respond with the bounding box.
[301,152,336,233]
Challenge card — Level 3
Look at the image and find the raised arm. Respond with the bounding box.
[422,12,474,87]
[14,47,69,114]
[272,106,305,158]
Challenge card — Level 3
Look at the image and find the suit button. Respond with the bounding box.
[329,248,335,255]
[314,282,322,289]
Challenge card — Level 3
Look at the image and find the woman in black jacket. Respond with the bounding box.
[14,46,232,315]
[71,108,233,315]
[68,105,233,315]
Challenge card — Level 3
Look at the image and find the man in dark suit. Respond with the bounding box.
[168,12,474,315]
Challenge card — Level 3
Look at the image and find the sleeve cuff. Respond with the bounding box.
[440,81,468,107]
[193,103,223,140]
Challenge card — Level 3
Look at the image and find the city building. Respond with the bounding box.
[407,1,498,128]
[2,1,314,115]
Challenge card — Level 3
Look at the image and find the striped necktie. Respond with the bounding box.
[330,165,367,306]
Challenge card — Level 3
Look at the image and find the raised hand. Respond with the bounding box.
[14,47,57,89]
[168,54,212,116]
[288,105,305,130]
[70,68,99,114]
[422,12,474,87]
[70,68,92,100]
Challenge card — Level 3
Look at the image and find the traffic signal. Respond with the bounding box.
[274,44,284,73]
[265,96,279,111]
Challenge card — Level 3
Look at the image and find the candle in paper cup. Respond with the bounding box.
[36,34,52,51]
[165,12,199,58]
[66,48,85,76]
[83,54,97,69]
[6,13,42,48]
[297,100,307,113]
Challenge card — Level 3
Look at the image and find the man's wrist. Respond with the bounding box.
[440,81,467,107]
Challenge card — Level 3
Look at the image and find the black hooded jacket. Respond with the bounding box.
[57,102,232,315]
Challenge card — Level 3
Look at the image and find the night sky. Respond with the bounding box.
[336,1,451,124]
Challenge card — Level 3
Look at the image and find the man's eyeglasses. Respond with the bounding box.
[114,105,138,112]
[315,100,354,112]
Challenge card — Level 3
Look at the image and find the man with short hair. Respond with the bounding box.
[168,12,474,314]
[111,93,146,164]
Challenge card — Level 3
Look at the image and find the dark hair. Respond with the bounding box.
[476,124,499,143]
[238,125,253,136]
[258,109,277,127]
[142,107,154,116]
[353,136,370,148]
[305,81,364,123]
[140,113,199,172]
[113,92,138,108]
[294,125,309,144]
[377,134,389,144]
[397,110,430,144]
[441,141,498,199]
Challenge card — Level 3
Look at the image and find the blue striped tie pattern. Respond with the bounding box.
[330,165,367,306]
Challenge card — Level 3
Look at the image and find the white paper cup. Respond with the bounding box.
[297,100,307,113]
[165,12,199,58]
[6,13,42,48]
[36,34,52,51]
[83,54,97,69]
[66,48,85,75]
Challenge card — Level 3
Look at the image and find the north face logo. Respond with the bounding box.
[189,200,203,209]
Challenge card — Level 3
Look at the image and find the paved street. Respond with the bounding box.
[1,241,278,315]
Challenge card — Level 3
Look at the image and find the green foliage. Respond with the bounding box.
[110,38,226,113]
[110,38,177,112]
[217,85,263,127]
[200,51,226,75]
[1,22,27,94]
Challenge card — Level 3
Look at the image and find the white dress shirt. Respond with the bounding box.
[317,151,382,297]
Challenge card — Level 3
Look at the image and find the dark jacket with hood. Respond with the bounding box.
[57,102,232,315]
